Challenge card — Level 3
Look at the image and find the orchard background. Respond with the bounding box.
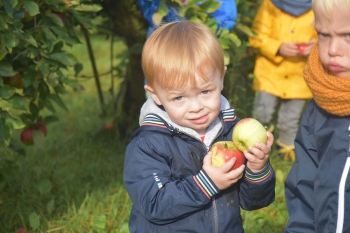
[0,0,292,232]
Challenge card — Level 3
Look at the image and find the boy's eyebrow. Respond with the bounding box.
[197,82,215,89]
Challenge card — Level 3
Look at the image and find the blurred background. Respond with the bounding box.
[0,0,292,232]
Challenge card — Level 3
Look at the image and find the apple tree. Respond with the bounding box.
[0,0,101,149]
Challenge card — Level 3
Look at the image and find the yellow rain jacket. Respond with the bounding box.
[249,0,317,99]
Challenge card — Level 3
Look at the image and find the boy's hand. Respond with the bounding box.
[202,152,245,190]
[244,132,274,173]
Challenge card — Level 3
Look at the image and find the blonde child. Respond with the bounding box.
[284,0,350,232]
[123,21,276,233]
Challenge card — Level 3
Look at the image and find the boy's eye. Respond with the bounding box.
[317,32,329,37]
[174,96,183,101]
[345,34,350,38]
[202,90,209,95]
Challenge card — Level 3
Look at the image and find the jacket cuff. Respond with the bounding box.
[193,170,220,199]
[245,162,273,183]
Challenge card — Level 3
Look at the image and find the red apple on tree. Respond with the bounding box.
[232,118,267,152]
[20,123,47,146]
[20,128,34,145]
[210,141,246,170]
[34,123,47,136]
[2,73,24,89]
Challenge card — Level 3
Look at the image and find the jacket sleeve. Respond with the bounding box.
[284,103,317,232]
[210,0,237,30]
[239,162,276,210]
[123,135,217,225]
[248,0,283,63]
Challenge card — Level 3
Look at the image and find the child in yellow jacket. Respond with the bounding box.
[249,0,317,160]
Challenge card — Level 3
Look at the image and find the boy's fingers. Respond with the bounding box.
[203,152,212,166]
[221,157,236,172]
[266,132,274,147]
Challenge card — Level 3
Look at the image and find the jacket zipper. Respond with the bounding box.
[210,123,223,233]
[180,118,225,233]
[336,124,350,233]
[213,197,219,233]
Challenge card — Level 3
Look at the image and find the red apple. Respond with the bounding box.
[210,141,246,170]
[52,11,67,21]
[34,123,47,136]
[20,128,34,145]
[17,228,27,233]
[103,122,115,130]
[20,123,47,145]
[297,43,308,55]
[2,73,24,89]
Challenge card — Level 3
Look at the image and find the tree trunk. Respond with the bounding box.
[99,0,147,140]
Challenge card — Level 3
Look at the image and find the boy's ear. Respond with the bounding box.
[144,84,162,105]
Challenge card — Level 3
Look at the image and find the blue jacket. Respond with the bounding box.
[137,0,237,36]
[284,100,350,233]
[123,97,276,233]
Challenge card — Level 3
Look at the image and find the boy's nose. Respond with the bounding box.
[189,99,204,112]
[328,38,343,57]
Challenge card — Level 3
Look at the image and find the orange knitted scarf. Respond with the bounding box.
[304,46,350,116]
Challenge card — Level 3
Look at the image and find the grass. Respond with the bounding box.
[0,34,292,233]
[0,84,132,232]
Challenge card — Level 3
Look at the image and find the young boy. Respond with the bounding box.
[284,0,350,232]
[123,21,276,233]
[249,0,317,160]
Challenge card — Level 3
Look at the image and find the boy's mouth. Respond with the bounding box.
[327,62,343,72]
[328,65,343,72]
[190,114,209,124]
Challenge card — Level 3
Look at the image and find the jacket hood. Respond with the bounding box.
[271,0,312,17]
[138,95,231,148]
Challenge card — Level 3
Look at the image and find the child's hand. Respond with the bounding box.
[202,152,245,190]
[300,40,316,56]
[244,132,274,173]
[278,42,299,57]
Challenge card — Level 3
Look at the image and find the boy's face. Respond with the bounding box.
[145,67,225,136]
[314,5,350,77]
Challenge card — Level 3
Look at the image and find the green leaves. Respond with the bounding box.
[2,0,18,17]
[21,0,39,16]
[13,30,37,47]
[49,52,78,66]
[29,212,40,230]
[0,61,17,77]
[199,0,221,13]
[37,179,52,195]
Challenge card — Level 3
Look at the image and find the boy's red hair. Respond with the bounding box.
[141,21,225,89]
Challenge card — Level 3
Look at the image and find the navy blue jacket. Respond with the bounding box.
[123,105,275,233]
[284,100,350,233]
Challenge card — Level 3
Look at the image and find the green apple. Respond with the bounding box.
[210,141,246,170]
[232,118,267,152]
